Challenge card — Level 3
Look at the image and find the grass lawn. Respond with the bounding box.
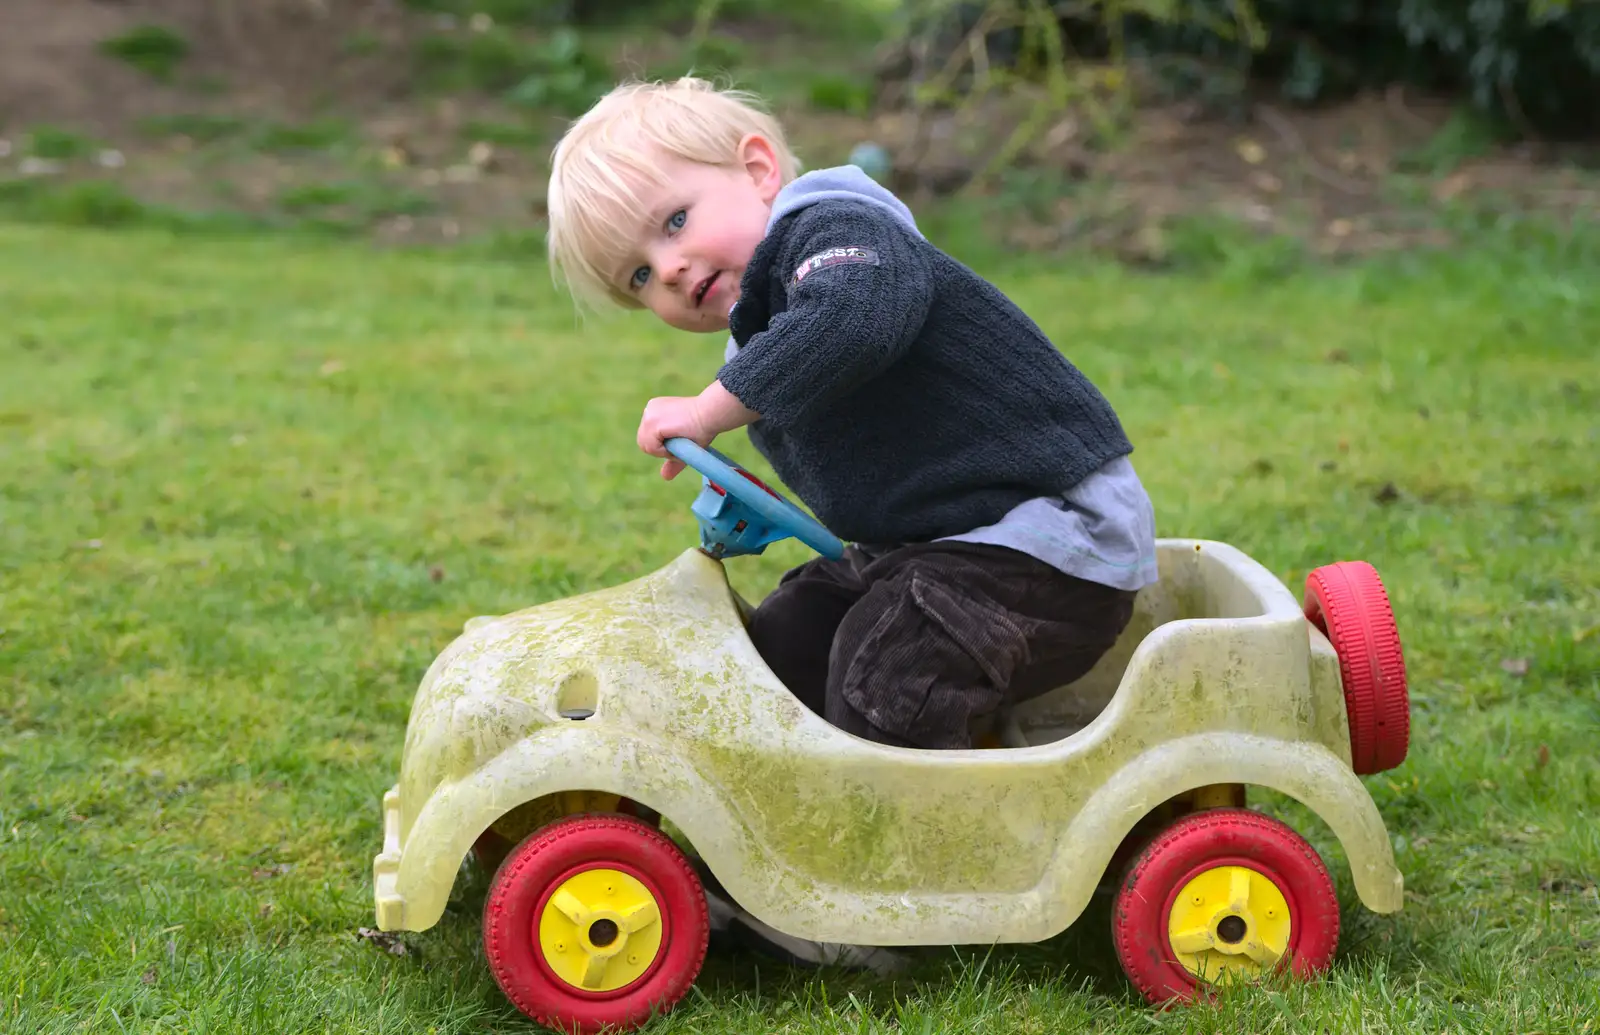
[1,218,1596,1033]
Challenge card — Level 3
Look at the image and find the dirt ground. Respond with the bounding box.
[3,0,1596,255]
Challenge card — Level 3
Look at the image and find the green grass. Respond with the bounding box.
[136,114,254,144]
[253,119,359,154]
[133,114,358,156]
[1395,107,1511,176]
[0,177,436,239]
[460,118,551,150]
[98,24,191,81]
[1,218,1596,1033]
[275,181,437,223]
[22,125,102,162]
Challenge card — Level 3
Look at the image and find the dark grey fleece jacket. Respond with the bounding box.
[716,175,1133,547]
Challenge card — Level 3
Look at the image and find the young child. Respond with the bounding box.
[546,76,1158,753]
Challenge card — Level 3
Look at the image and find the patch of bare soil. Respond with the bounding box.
[0,0,561,239]
[857,80,1600,260]
[0,0,414,129]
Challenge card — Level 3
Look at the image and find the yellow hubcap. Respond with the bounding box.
[1167,865,1291,984]
[538,867,663,993]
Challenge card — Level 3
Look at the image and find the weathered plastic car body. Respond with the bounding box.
[373,537,1404,947]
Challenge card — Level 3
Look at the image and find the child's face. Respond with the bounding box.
[620,135,783,333]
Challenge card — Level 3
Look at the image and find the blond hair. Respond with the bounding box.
[545,76,799,311]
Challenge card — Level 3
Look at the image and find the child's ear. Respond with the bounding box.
[737,133,783,202]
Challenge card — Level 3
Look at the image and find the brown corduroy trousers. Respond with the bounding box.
[748,541,1138,749]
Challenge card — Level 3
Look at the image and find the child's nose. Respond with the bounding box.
[655,250,689,286]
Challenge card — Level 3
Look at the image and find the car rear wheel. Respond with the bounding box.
[1111,808,1340,1003]
[1304,560,1410,774]
[483,814,709,1034]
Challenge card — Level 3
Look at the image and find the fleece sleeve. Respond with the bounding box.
[716,202,934,426]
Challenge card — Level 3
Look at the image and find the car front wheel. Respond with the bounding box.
[482,814,709,1034]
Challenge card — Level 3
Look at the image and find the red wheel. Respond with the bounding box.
[1303,561,1410,774]
[483,815,709,1034]
[1112,808,1340,1004]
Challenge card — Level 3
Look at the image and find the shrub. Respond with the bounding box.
[414,24,610,113]
[895,0,1600,137]
[1128,0,1600,135]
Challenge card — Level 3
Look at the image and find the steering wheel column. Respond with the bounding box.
[664,438,844,561]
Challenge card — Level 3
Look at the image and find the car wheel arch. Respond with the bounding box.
[393,735,762,933]
[1039,733,1404,938]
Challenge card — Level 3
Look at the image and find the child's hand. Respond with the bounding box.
[637,396,710,480]
[636,381,760,480]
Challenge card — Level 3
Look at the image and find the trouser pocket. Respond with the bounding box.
[832,570,1029,749]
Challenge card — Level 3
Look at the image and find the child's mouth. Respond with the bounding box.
[694,272,720,307]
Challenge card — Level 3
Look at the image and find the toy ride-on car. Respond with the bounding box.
[372,439,1411,1033]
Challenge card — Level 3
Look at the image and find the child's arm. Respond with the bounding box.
[637,202,931,479]
[717,202,933,427]
[636,380,760,480]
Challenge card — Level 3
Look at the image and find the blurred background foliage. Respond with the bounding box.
[1,0,1595,256]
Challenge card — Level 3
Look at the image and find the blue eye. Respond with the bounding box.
[630,265,650,289]
[668,209,686,230]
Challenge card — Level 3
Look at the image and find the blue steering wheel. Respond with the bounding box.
[664,438,844,561]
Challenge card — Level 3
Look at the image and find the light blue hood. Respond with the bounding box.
[766,165,925,239]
